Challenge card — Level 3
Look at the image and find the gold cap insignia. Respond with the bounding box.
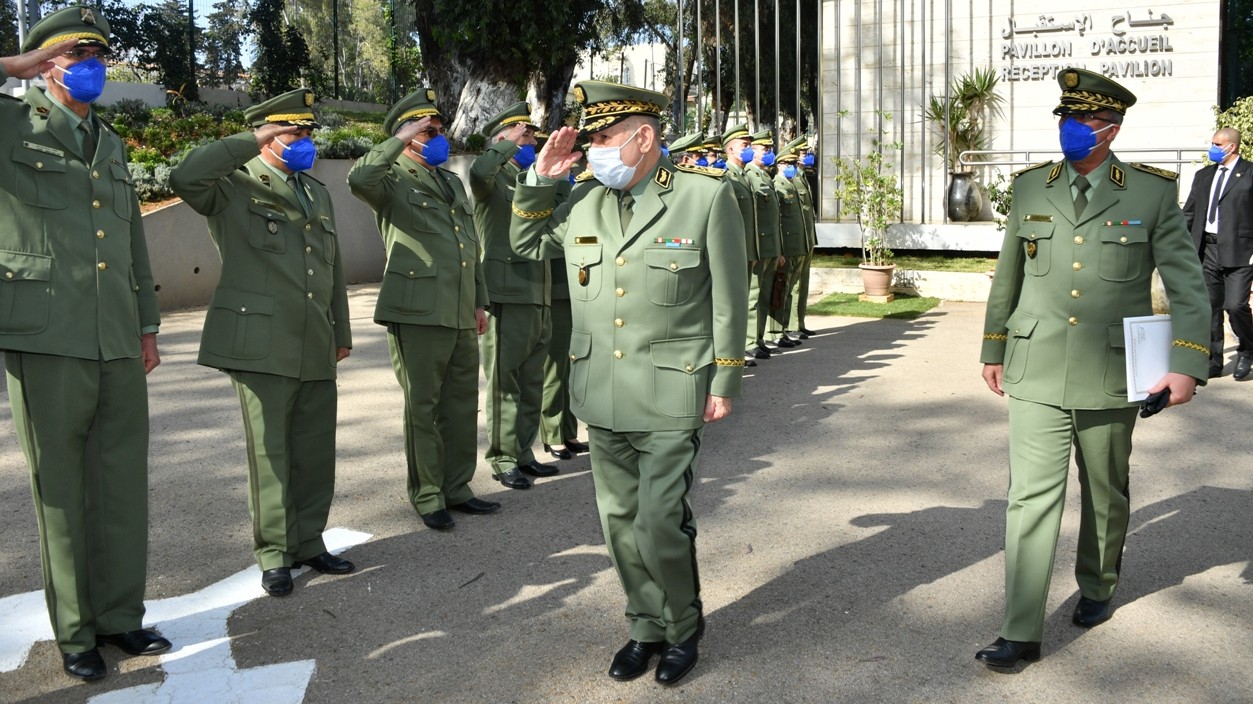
[426,89,436,102]
[1063,71,1079,88]
[81,8,96,25]
[573,86,586,104]
[304,92,314,107]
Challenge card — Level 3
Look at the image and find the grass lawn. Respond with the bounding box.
[807,292,941,320]
[811,250,997,273]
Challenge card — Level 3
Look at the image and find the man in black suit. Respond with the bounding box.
[1184,128,1252,379]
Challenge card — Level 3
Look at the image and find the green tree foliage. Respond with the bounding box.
[201,0,247,89]
[139,0,199,102]
[249,0,311,97]
[1215,95,1253,161]
[0,0,18,56]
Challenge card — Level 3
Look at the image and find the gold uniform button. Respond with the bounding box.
[307,269,314,276]
[461,261,467,268]
[92,200,100,209]
[685,364,694,372]
[669,262,678,271]
[1028,233,1036,240]
[459,243,465,249]
[35,161,43,169]
[1074,236,1084,245]
[97,262,107,271]
[305,246,312,254]
[1068,317,1078,326]
[96,230,105,239]
[1071,289,1081,298]
[304,224,312,231]
[616,256,625,266]
[240,306,247,312]
[92,170,100,179]
[614,318,624,327]
[613,350,623,359]
[615,287,625,297]
[569,353,576,360]
[454,226,460,232]
[1072,262,1082,271]
[408,270,416,276]
[4,272,12,279]
[1120,236,1128,243]
[306,292,314,299]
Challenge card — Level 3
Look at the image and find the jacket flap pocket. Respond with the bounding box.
[248,200,287,220]
[319,215,337,234]
[1005,311,1039,339]
[569,330,591,360]
[644,247,702,272]
[1015,221,1055,241]
[1099,225,1148,245]
[386,252,436,279]
[650,337,713,373]
[0,250,52,281]
[211,289,274,316]
[12,144,66,173]
[567,243,603,268]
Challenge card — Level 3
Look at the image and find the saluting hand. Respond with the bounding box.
[535,126,583,180]
[0,39,78,80]
[254,122,299,147]
[394,116,433,145]
[504,123,530,146]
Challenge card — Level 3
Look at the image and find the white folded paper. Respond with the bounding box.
[1123,314,1172,402]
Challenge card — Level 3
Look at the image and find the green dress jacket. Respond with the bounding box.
[0,82,159,358]
[170,133,351,380]
[724,164,760,261]
[795,171,818,249]
[744,163,782,259]
[510,159,748,431]
[773,172,809,257]
[471,140,550,305]
[348,137,488,328]
[980,156,1210,408]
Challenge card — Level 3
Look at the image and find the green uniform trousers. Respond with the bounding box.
[754,257,779,344]
[745,260,764,350]
[5,351,149,653]
[483,302,551,473]
[792,250,814,331]
[588,425,703,644]
[387,323,479,515]
[540,298,579,445]
[229,371,336,571]
[1002,397,1137,642]
[768,255,805,336]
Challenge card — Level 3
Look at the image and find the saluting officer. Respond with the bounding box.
[768,144,808,346]
[976,69,1210,668]
[721,124,762,366]
[348,89,496,532]
[171,88,356,599]
[0,6,168,681]
[471,103,561,488]
[743,129,784,359]
[510,81,747,686]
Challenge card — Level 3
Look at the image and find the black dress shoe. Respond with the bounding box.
[1235,354,1253,381]
[495,468,532,489]
[752,345,771,359]
[97,628,172,656]
[261,567,293,597]
[744,357,757,367]
[62,649,106,680]
[421,509,455,531]
[449,497,501,514]
[654,635,700,685]
[564,439,589,453]
[1209,365,1224,379]
[520,460,559,477]
[543,443,573,460]
[1072,596,1114,627]
[294,552,355,574]
[975,637,1041,668]
[799,327,816,338]
[608,639,664,681]
[776,336,798,348]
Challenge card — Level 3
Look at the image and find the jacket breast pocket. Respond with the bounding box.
[0,250,52,334]
[1103,323,1128,397]
[1097,225,1148,282]
[247,201,288,254]
[381,250,438,316]
[650,337,712,418]
[1015,223,1054,277]
[566,243,603,301]
[204,289,274,360]
[109,161,133,222]
[1001,311,1039,384]
[406,190,444,234]
[318,215,337,264]
[11,144,67,210]
[644,247,703,306]
[568,330,592,407]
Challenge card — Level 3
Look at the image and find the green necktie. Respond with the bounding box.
[288,174,310,216]
[620,192,634,233]
[1073,175,1089,219]
[80,121,97,163]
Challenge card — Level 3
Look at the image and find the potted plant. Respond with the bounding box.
[832,110,904,301]
[924,67,1004,221]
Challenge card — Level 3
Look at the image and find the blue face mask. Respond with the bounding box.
[783,165,797,179]
[514,143,536,169]
[713,158,726,169]
[802,153,815,167]
[695,157,709,167]
[419,134,450,166]
[661,146,670,157]
[1059,117,1114,162]
[54,57,107,104]
[761,151,776,167]
[740,146,756,165]
[271,136,317,172]
[1208,145,1231,163]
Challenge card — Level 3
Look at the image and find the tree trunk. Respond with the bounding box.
[448,78,517,142]
[528,62,576,132]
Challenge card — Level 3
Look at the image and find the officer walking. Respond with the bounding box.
[171,88,356,598]
[511,80,747,686]
[0,6,168,681]
[348,89,497,532]
[976,69,1210,668]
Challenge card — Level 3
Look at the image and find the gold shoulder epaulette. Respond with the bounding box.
[675,163,725,178]
[574,170,597,182]
[1130,163,1178,180]
[1011,160,1053,178]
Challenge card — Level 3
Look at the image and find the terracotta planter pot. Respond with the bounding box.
[858,263,896,297]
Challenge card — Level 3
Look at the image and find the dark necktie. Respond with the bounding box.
[1209,166,1229,223]
[1073,175,1089,219]
[620,192,634,233]
[80,121,96,163]
[288,174,310,216]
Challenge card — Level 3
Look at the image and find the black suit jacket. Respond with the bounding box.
[1184,157,1253,267]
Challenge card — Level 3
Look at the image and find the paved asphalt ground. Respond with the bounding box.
[1,285,1250,703]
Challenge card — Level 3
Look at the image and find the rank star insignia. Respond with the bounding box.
[1026,242,1037,259]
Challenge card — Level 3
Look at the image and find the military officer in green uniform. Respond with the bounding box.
[768,144,808,346]
[976,69,1210,668]
[510,80,747,686]
[0,6,169,680]
[170,88,356,599]
[666,131,705,166]
[721,124,762,366]
[789,138,819,339]
[471,103,562,488]
[348,89,497,532]
[744,129,785,359]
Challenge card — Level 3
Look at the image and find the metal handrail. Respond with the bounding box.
[958,148,1208,169]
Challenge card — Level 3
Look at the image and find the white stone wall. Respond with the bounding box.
[819,0,1222,234]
